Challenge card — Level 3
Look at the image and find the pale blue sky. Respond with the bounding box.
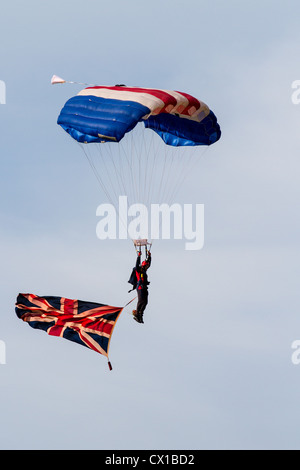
[1,0,300,450]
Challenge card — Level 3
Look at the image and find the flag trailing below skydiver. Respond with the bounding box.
[15,293,125,370]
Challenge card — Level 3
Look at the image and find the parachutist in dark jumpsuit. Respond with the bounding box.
[132,251,151,324]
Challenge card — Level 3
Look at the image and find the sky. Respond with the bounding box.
[1,0,300,450]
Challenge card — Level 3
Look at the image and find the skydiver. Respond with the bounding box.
[132,250,151,324]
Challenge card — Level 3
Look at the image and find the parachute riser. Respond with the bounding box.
[132,239,152,259]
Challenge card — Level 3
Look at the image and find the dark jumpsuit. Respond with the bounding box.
[135,252,151,318]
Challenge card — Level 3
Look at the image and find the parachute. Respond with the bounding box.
[55,79,221,242]
[57,85,220,146]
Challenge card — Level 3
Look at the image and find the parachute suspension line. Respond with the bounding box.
[121,129,139,209]
[79,143,114,205]
[131,128,142,205]
[144,131,156,206]
[139,124,157,208]
[114,145,127,197]
[149,117,194,205]
[156,142,171,203]
[143,126,158,208]
[145,129,163,206]
[97,138,136,217]
[104,140,138,236]
[142,127,153,205]
[129,124,151,209]
[165,145,210,205]
[163,153,192,205]
[80,124,211,246]
[170,122,219,203]
[79,142,129,238]
[94,144,123,212]
[104,142,128,202]
[138,123,149,206]
[161,145,193,205]
[143,117,209,208]
[177,123,216,195]
[137,129,142,204]
[146,121,182,206]
[127,130,135,205]
[115,138,132,205]
[158,121,185,204]
[161,122,197,204]
[136,127,146,207]
[89,125,149,216]
[140,126,148,204]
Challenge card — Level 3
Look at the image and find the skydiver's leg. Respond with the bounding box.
[136,290,143,315]
[134,289,148,323]
[133,290,144,323]
[138,290,148,321]
[141,291,148,314]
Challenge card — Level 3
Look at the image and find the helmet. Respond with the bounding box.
[142,260,148,267]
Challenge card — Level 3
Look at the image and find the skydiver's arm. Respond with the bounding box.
[146,252,151,268]
[136,252,141,270]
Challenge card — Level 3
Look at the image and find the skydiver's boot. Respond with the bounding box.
[133,310,143,324]
[132,310,140,323]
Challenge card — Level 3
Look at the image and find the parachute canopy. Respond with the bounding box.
[55,82,221,234]
[15,293,123,369]
[57,85,221,147]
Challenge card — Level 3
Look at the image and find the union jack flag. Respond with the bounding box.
[15,293,123,369]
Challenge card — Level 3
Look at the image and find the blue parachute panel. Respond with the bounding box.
[57,95,150,143]
[144,111,221,147]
